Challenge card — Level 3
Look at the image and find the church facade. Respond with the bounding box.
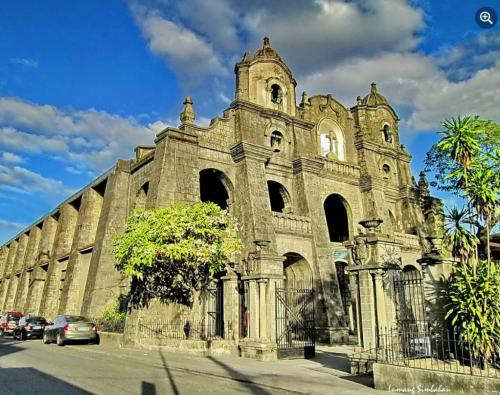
[0,38,445,358]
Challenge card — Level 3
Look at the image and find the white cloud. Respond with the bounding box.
[0,164,72,196]
[0,219,26,230]
[0,97,156,172]
[131,5,226,90]
[1,152,23,164]
[129,1,499,138]
[9,57,39,69]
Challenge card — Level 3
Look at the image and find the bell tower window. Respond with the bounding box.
[270,131,283,152]
[383,125,393,143]
[271,84,282,104]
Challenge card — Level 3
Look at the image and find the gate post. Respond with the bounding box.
[239,240,284,361]
[345,218,403,350]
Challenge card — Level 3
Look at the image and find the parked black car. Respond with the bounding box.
[43,315,99,346]
[13,316,48,340]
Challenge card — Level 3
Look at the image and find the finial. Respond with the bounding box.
[301,91,308,105]
[371,82,377,93]
[356,95,362,105]
[242,51,251,62]
[263,37,270,47]
[180,96,195,124]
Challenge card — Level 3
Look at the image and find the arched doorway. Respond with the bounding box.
[199,169,232,210]
[283,253,312,289]
[276,252,315,358]
[324,194,350,242]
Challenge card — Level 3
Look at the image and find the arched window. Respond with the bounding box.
[382,164,391,177]
[270,131,283,152]
[267,181,291,213]
[199,169,231,210]
[271,84,282,104]
[320,133,331,157]
[324,194,350,242]
[383,125,393,143]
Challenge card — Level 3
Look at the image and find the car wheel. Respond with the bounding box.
[43,332,50,344]
[90,334,100,345]
[56,333,65,346]
[0,329,4,337]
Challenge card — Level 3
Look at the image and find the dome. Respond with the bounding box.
[361,83,389,106]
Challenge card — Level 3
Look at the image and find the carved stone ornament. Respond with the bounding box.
[351,237,368,265]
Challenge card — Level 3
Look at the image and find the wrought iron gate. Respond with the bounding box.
[392,268,426,331]
[275,285,315,359]
[206,282,224,337]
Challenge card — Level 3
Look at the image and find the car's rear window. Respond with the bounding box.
[65,316,88,322]
[28,317,46,324]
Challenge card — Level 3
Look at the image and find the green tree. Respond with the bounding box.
[113,202,242,308]
[425,115,500,357]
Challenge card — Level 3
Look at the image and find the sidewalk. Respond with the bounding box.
[97,343,389,394]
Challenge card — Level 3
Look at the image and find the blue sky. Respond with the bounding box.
[1,0,499,243]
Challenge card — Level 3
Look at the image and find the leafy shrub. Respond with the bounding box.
[446,260,500,358]
[113,202,241,308]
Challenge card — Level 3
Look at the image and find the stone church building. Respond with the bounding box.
[0,38,448,359]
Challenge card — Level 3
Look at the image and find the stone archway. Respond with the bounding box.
[199,169,233,210]
[283,252,312,289]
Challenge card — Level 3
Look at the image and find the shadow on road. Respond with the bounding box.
[0,337,26,359]
[158,350,180,395]
[207,356,274,395]
[312,350,351,372]
[141,381,157,395]
[0,367,92,394]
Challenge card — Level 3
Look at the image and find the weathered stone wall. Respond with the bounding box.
[0,39,435,352]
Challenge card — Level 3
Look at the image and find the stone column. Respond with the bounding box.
[60,187,104,315]
[258,279,268,338]
[221,273,239,340]
[40,203,78,319]
[372,269,387,342]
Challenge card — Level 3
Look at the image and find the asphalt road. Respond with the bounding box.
[0,337,386,395]
[0,337,293,395]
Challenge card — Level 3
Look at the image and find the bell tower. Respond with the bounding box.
[234,37,297,116]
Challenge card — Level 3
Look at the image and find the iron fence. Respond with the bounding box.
[91,317,126,333]
[377,324,499,379]
[136,319,234,341]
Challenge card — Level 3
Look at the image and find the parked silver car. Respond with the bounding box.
[43,315,99,346]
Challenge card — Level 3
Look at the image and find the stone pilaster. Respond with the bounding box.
[14,226,42,311]
[221,273,240,339]
[60,187,104,315]
[3,233,29,311]
[82,163,131,318]
[24,216,58,315]
[40,203,78,319]
[0,241,17,311]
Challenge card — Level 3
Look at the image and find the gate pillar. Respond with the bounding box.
[345,218,403,349]
[239,240,284,361]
